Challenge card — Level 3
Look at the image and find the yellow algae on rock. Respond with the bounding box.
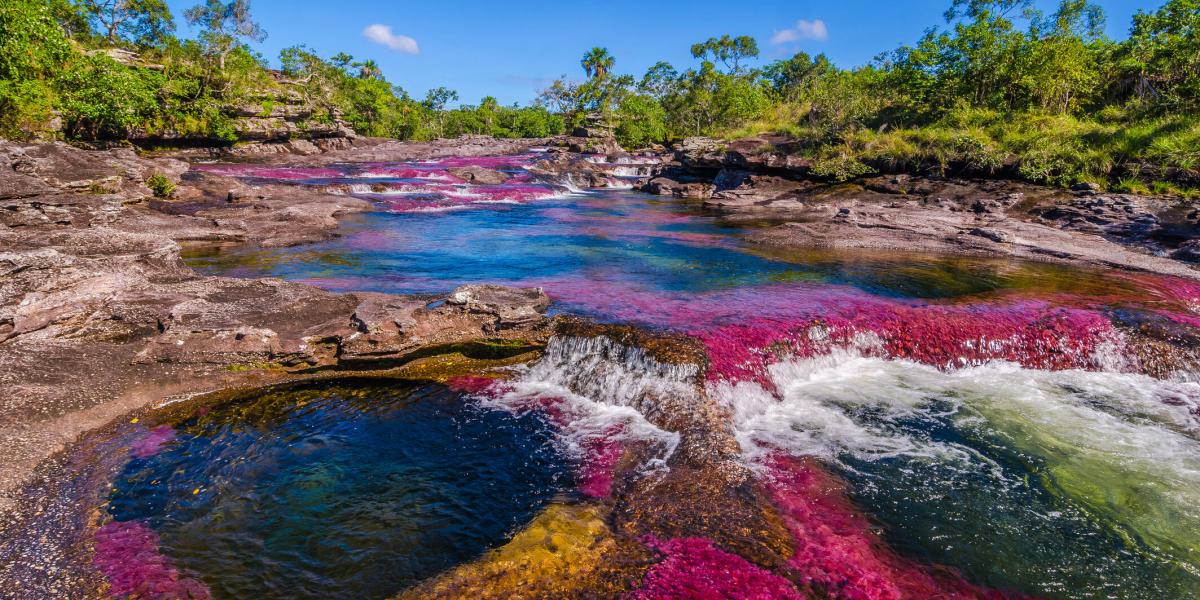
[395,503,621,599]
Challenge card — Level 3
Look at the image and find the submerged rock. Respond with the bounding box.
[447,165,511,184]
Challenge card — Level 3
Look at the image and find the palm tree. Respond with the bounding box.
[581,47,614,80]
[357,59,381,80]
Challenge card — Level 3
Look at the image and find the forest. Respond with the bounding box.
[1,0,1197,191]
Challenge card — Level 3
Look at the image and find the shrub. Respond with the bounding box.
[146,173,175,198]
[811,154,873,182]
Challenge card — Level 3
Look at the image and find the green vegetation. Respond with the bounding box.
[539,0,1199,191]
[0,0,563,143]
[146,172,174,197]
[0,0,1196,191]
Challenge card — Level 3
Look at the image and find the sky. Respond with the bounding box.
[163,0,1159,106]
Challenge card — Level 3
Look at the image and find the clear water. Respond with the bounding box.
[105,380,572,599]
[143,156,1200,599]
[184,188,1149,306]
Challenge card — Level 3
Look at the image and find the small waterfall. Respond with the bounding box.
[529,335,699,406]
[481,335,698,470]
[559,175,586,194]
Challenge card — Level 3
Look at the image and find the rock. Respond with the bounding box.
[643,177,714,199]
[1071,182,1102,193]
[1171,240,1200,263]
[968,227,1013,243]
[677,137,722,155]
[447,284,551,327]
[448,165,511,185]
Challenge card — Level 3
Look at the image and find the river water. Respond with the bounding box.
[95,153,1200,598]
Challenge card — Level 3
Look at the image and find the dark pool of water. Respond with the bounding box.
[106,380,572,599]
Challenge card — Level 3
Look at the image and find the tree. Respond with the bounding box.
[422,86,459,111]
[763,52,835,102]
[57,53,163,138]
[690,35,760,73]
[184,0,266,70]
[0,0,74,139]
[1019,0,1108,113]
[616,94,666,148]
[638,61,679,101]
[356,59,381,80]
[83,0,175,48]
[0,0,73,82]
[581,47,614,80]
[330,52,354,71]
[421,86,459,137]
[1123,0,1200,108]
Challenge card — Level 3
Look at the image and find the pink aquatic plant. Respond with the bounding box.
[576,424,624,499]
[765,456,1031,600]
[128,425,176,458]
[695,298,1116,386]
[191,164,342,180]
[93,521,210,599]
[630,536,804,599]
[506,278,1120,386]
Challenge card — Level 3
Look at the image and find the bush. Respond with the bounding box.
[146,173,175,198]
[0,79,58,140]
[57,55,163,139]
[616,94,667,149]
[811,154,873,182]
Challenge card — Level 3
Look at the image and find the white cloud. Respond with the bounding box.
[770,19,828,45]
[362,24,419,54]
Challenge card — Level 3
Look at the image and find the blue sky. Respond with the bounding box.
[164,0,1158,106]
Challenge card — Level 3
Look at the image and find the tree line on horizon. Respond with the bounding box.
[1,0,1197,192]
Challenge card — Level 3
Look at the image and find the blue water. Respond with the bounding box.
[107,380,572,599]
[183,188,1136,318]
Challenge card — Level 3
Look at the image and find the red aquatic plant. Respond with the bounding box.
[764,456,1032,600]
[128,425,176,459]
[630,536,805,600]
[93,520,210,599]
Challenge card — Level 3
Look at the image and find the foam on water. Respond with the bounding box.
[719,351,1200,596]
[475,336,690,477]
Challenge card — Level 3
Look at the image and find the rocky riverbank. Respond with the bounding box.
[633,135,1200,278]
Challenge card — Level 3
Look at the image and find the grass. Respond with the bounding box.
[714,105,1200,195]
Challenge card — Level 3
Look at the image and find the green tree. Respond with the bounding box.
[616,93,667,148]
[1123,0,1200,109]
[57,54,163,138]
[1019,0,1108,113]
[763,52,835,102]
[0,0,74,81]
[83,0,175,48]
[0,0,75,138]
[581,47,614,80]
[638,61,679,101]
[421,86,459,137]
[355,59,381,80]
[690,35,760,73]
[184,0,266,70]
